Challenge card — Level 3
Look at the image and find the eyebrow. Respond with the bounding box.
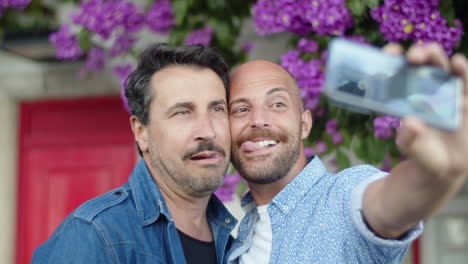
[229,87,290,108]
[166,99,227,115]
[209,99,228,109]
[166,101,195,115]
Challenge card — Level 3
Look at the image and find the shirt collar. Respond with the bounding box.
[272,156,327,214]
[129,159,237,229]
[240,156,327,215]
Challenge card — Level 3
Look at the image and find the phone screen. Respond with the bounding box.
[325,38,462,131]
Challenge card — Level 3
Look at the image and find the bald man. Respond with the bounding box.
[225,43,468,263]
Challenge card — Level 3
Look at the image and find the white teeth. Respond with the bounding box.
[255,140,278,147]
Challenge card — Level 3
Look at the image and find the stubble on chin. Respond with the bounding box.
[232,147,299,185]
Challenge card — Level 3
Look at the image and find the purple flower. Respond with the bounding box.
[185,25,214,46]
[146,0,175,34]
[325,119,338,134]
[49,25,84,60]
[304,147,315,157]
[241,42,255,54]
[114,64,135,113]
[79,46,106,78]
[214,173,242,202]
[315,141,327,154]
[280,49,325,111]
[252,0,353,36]
[251,0,284,35]
[314,107,326,117]
[373,115,400,139]
[297,38,319,53]
[123,7,145,33]
[380,154,393,172]
[277,1,311,35]
[110,33,137,57]
[371,0,463,54]
[72,0,145,39]
[304,0,353,36]
[0,0,31,10]
[332,131,343,144]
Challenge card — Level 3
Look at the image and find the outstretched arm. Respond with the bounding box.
[363,43,468,239]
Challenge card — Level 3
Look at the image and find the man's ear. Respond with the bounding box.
[301,109,312,140]
[130,116,149,153]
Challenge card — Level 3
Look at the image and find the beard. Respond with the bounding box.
[149,140,229,198]
[231,127,301,184]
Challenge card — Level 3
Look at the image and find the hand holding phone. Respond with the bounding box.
[324,38,463,131]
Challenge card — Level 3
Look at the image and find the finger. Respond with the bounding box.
[383,43,404,56]
[406,42,450,72]
[396,116,426,155]
[451,53,468,96]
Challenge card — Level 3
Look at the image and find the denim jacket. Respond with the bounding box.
[32,159,237,264]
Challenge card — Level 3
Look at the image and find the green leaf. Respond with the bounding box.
[366,136,387,164]
[439,0,455,26]
[336,150,351,171]
[173,0,190,26]
[167,27,189,45]
[366,0,380,9]
[346,0,366,16]
[77,28,92,52]
[210,19,232,47]
[353,138,368,161]
[207,0,226,11]
[236,180,248,198]
[341,130,353,148]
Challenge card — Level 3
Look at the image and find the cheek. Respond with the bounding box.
[229,119,244,144]
[153,124,188,151]
[215,119,231,145]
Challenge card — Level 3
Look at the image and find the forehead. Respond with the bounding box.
[150,65,226,106]
[229,65,296,101]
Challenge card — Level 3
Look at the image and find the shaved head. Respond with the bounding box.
[230,60,304,111]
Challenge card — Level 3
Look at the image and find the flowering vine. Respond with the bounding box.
[7,0,464,201]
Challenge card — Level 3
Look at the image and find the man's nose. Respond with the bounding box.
[249,108,271,128]
[194,115,216,142]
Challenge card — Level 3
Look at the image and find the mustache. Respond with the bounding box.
[235,128,288,146]
[183,141,226,160]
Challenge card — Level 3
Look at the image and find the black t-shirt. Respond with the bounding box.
[177,229,217,264]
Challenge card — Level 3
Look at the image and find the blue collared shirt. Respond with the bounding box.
[227,156,422,264]
[33,159,237,264]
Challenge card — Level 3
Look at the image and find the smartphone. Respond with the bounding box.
[324,38,463,131]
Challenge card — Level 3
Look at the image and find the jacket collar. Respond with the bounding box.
[129,159,237,229]
[129,159,171,226]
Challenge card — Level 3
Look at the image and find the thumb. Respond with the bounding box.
[396,116,426,156]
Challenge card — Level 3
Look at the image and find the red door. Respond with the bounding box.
[16,96,136,264]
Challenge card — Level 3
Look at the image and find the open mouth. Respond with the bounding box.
[240,139,279,153]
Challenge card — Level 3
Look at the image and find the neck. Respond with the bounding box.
[143,157,213,242]
[248,153,308,206]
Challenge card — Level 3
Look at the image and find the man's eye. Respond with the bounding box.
[273,102,286,108]
[212,106,225,112]
[175,110,190,115]
[233,107,249,113]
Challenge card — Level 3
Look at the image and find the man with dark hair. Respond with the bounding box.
[226,43,468,263]
[32,44,236,264]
